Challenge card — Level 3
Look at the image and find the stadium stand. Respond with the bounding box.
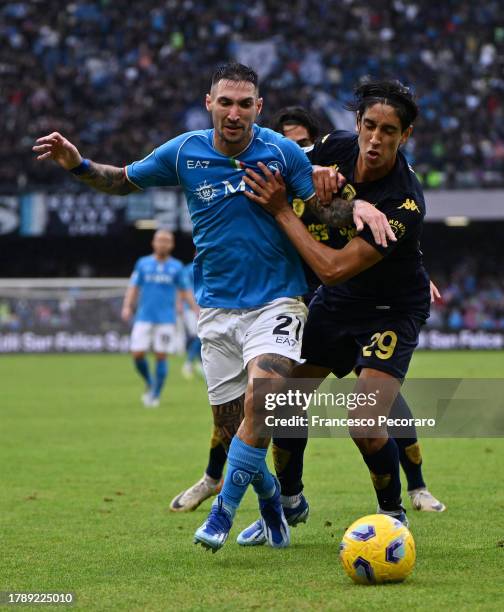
[1,0,503,190]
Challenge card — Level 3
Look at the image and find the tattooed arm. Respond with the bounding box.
[305,193,355,228]
[244,162,396,248]
[75,161,137,195]
[33,131,138,195]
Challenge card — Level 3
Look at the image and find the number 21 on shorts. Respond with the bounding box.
[362,330,397,360]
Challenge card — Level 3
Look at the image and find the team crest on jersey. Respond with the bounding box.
[293,198,305,218]
[398,198,420,213]
[341,183,356,201]
[266,160,284,174]
[195,180,218,204]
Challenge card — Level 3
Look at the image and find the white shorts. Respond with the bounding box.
[130,322,176,354]
[198,297,308,405]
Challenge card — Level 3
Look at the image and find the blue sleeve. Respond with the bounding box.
[282,138,316,202]
[130,260,143,287]
[125,134,188,189]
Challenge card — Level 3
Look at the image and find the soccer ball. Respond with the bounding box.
[339,514,416,584]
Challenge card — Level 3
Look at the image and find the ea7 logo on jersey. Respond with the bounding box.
[398,198,420,213]
[187,160,210,169]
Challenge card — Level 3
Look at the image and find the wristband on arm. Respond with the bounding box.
[70,159,91,175]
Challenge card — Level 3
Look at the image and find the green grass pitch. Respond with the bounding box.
[1,352,503,611]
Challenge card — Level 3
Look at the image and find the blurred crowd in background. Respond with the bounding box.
[2,0,503,191]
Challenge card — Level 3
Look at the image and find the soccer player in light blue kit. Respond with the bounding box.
[121,228,196,407]
[180,261,203,380]
[33,63,392,552]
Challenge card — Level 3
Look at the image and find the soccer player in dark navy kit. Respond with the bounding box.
[243,80,442,526]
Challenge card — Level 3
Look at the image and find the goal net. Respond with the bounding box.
[0,279,184,354]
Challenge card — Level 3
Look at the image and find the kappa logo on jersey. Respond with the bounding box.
[187,160,210,169]
[195,180,218,204]
[398,198,420,213]
[292,198,305,218]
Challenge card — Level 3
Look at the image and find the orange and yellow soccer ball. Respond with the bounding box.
[339,514,416,584]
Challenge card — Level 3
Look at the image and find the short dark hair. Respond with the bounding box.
[346,79,419,131]
[211,63,259,91]
[271,106,320,140]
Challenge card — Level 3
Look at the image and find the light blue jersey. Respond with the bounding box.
[130,255,188,323]
[126,125,315,308]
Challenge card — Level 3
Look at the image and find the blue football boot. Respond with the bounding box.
[194,496,233,553]
[237,486,308,547]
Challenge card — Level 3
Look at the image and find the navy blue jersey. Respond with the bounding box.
[308,131,430,319]
[126,125,314,309]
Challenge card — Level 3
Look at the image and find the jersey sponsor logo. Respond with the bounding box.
[307,222,329,242]
[222,177,246,195]
[145,273,174,284]
[398,198,420,213]
[195,180,218,204]
[388,219,407,238]
[339,225,357,242]
[187,160,210,169]
[292,198,305,218]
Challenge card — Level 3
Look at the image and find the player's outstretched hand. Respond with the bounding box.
[312,165,346,204]
[430,280,442,304]
[353,200,397,248]
[32,132,83,170]
[244,162,289,217]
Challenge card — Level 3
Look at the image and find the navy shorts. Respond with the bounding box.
[301,300,424,379]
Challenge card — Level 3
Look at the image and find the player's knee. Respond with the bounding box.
[132,351,145,360]
[352,435,387,455]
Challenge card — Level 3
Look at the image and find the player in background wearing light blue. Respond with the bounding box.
[180,261,203,380]
[33,62,392,552]
[122,228,198,407]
